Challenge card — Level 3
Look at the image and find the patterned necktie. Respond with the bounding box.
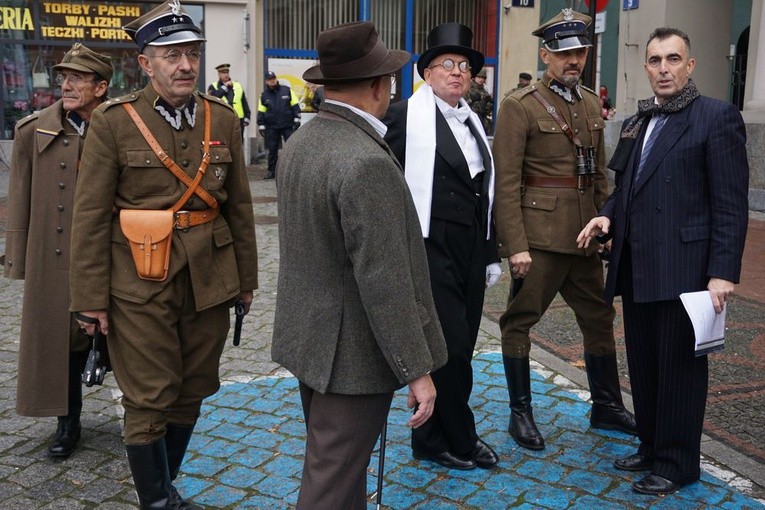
[633,113,667,186]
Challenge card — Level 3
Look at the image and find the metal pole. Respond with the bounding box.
[376,420,388,510]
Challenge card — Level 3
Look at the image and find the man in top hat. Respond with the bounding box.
[4,43,112,459]
[272,21,446,508]
[69,1,258,508]
[492,8,636,452]
[207,63,251,140]
[383,22,501,471]
[257,70,301,179]
[466,67,494,134]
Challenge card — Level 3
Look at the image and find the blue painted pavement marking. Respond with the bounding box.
[175,352,765,509]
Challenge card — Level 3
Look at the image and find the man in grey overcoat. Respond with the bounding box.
[272,21,447,509]
[4,43,112,458]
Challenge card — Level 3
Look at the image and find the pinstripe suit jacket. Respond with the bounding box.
[601,96,749,304]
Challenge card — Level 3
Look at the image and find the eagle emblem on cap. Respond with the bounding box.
[562,8,574,21]
[169,0,183,16]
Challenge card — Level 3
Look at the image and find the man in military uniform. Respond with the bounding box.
[4,43,112,459]
[466,67,494,134]
[492,9,635,451]
[207,63,251,140]
[69,2,258,508]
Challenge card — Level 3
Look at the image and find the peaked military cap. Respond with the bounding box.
[53,43,113,83]
[123,0,205,51]
[215,63,231,72]
[533,8,592,52]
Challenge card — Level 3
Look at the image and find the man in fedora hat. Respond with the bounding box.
[208,63,251,140]
[383,22,501,471]
[4,42,112,459]
[69,1,258,508]
[492,8,636,452]
[272,21,447,508]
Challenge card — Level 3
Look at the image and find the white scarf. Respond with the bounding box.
[404,83,494,238]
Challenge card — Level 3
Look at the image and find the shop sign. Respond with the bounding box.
[1,2,145,41]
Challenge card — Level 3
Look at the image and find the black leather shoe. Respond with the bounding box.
[614,453,653,472]
[470,439,499,469]
[48,417,81,458]
[632,473,680,496]
[263,172,275,180]
[591,404,637,435]
[413,450,476,470]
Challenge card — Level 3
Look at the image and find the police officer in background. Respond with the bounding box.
[70,1,258,508]
[466,67,494,134]
[208,63,251,140]
[492,8,636,452]
[257,71,301,179]
[4,43,112,459]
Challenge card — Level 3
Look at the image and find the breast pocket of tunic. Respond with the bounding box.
[125,150,177,197]
[536,119,571,158]
[204,147,234,191]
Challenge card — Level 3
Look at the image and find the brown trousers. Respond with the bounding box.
[108,268,230,444]
[500,248,615,358]
[297,383,392,510]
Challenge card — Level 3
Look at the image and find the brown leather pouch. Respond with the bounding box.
[119,209,174,281]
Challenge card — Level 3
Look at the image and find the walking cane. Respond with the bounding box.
[376,420,388,510]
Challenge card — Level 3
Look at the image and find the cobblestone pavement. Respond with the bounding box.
[0,167,763,508]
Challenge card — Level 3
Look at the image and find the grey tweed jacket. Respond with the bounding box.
[272,101,447,394]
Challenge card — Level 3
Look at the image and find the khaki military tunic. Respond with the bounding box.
[492,75,615,357]
[69,85,258,442]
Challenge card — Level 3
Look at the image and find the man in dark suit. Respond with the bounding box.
[272,22,447,509]
[383,23,501,471]
[578,27,749,496]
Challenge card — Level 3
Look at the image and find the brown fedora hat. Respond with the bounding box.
[303,21,411,84]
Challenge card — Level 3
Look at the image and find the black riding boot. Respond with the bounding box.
[165,424,201,510]
[584,352,637,435]
[126,438,173,509]
[503,356,544,450]
[49,350,87,457]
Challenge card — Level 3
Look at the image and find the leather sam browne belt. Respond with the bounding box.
[523,175,594,188]
[175,208,219,229]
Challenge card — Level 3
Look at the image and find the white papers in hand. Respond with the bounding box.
[679,291,726,356]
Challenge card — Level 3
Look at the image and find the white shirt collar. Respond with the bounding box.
[324,99,387,138]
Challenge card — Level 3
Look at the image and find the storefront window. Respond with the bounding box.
[0,1,204,139]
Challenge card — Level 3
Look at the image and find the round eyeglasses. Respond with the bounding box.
[153,49,202,65]
[429,59,471,73]
[55,73,97,86]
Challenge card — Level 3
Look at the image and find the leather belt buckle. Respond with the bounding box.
[174,210,191,230]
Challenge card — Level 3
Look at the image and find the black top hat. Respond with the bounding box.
[123,0,205,51]
[417,23,484,78]
[303,21,411,84]
[532,9,592,52]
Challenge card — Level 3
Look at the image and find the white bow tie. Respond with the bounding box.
[442,106,470,123]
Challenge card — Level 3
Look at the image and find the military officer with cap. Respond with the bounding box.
[69,1,258,508]
[4,43,112,459]
[492,8,636,452]
[466,67,494,134]
[208,63,251,140]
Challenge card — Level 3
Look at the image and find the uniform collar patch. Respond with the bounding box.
[65,111,87,137]
[549,80,581,104]
[153,96,197,130]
